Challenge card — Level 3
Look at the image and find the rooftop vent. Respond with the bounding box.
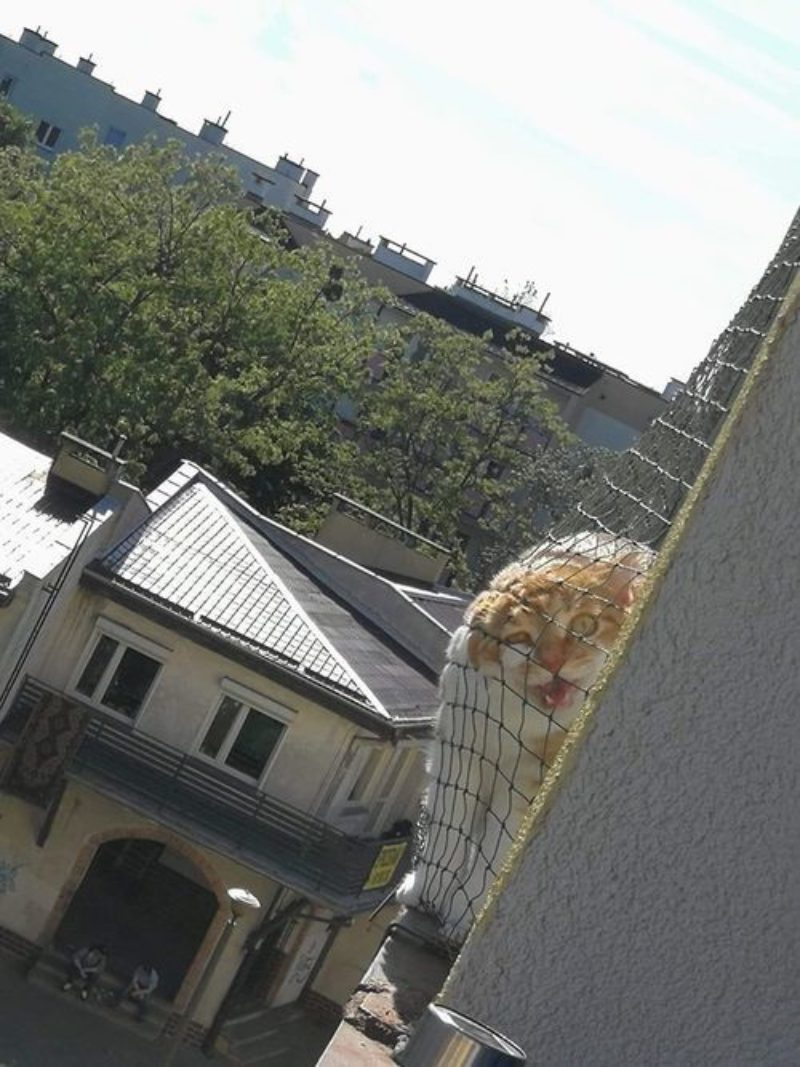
[77,55,96,76]
[372,237,435,283]
[449,267,550,337]
[19,27,57,57]
[200,112,229,145]
[47,432,127,503]
[141,89,161,112]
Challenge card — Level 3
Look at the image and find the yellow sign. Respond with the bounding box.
[363,842,408,891]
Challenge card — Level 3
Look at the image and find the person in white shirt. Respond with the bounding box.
[122,963,159,1021]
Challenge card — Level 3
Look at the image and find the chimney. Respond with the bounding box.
[77,55,96,76]
[141,90,161,112]
[316,495,451,585]
[47,432,128,502]
[199,117,227,145]
[19,27,58,57]
[275,154,306,183]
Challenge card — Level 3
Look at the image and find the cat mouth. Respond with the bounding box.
[532,677,576,710]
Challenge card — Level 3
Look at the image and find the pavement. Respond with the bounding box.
[0,958,214,1067]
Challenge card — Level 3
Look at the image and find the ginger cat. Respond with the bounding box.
[397,536,652,941]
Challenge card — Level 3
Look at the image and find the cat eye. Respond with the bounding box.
[503,631,533,647]
[571,613,598,638]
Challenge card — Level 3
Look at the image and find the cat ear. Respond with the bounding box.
[465,589,508,666]
[604,551,650,608]
[467,627,500,667]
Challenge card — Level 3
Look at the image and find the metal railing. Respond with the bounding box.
[2,677,410,911]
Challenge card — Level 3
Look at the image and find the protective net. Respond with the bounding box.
[401,206,800,944]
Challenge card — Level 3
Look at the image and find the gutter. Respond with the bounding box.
[81,566,433,740]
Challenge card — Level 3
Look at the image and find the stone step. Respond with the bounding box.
[221,1003,335,1066]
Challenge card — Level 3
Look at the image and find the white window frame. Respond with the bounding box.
[333,740,419,834]
[35,119,61,150]
[69,617,170,723]
[193,678,294,788]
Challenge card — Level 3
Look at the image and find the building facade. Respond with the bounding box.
[0,26,330,227]
[1,21,670,455]
[0,432,464,1047]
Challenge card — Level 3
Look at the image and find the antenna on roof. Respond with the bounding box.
[222,110,231,127]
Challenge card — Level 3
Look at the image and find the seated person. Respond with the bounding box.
[61,944,108,1001]
[121,963,159,1020]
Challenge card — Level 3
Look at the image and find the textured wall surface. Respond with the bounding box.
[444,303,800,1065]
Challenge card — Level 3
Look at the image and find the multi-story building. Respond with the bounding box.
[0,26,330,228]
[0,430,466,1054]
[1,22,671,456]
[285,221,671,454]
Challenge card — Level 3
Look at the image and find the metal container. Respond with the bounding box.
[395,1003,526,1066]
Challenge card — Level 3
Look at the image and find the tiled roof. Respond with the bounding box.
[398,585,470,633]
[246,523,440,722]
[0,435,115,585]
[102,482,379,710]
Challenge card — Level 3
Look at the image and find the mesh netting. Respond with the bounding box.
[399,206,800,944]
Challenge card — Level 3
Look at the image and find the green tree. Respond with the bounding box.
[473,440,615,581]
[0,135,379,511]
[0,129,585,583]
[349,314,571,577]
[0,99,33,150]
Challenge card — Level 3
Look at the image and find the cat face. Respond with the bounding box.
[465,552,647,713]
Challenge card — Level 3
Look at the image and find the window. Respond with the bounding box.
[0,75,15,98]
[331,742,420,835]
[198,689,289,782]
[35,120,61,149]
[347,747,383,803]
[75,628,164,718]
[104,126,126,149]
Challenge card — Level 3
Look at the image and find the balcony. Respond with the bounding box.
[1,678,411,913]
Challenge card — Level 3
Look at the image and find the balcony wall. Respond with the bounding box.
[1,677,410,913]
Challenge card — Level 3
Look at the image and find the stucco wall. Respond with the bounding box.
[312,908,399,1007]
[22,588,360,815]
[0,778,277,1024]
[443,300,800,1064]
[0,35,306,211]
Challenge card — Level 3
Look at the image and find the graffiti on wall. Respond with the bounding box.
[0,857,22,894]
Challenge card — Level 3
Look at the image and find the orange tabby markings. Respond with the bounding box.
[397,538,653,942]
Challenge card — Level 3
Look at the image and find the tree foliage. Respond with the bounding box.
[0,134,378,512]
[472,440,615,582]
[0,110,587,582]
[349,315,570,573]
[0,99,33,150]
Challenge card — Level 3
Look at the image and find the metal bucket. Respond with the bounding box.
[394,1003,526,1066]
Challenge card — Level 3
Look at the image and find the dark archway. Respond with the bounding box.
[54,837,219,1001]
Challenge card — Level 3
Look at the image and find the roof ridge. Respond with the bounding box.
[217,497,391,720]
[104,477,390,718]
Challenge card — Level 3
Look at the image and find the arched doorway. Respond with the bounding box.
[54,837,219,1001]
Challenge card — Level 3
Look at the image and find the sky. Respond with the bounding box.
[3,1,800,389]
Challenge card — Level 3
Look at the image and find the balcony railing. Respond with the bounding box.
[2,677,410,912]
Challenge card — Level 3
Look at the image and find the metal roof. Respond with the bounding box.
[0,434,117,586]
[98,474,441,725]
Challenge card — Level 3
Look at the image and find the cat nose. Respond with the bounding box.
[538,647,564,675]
